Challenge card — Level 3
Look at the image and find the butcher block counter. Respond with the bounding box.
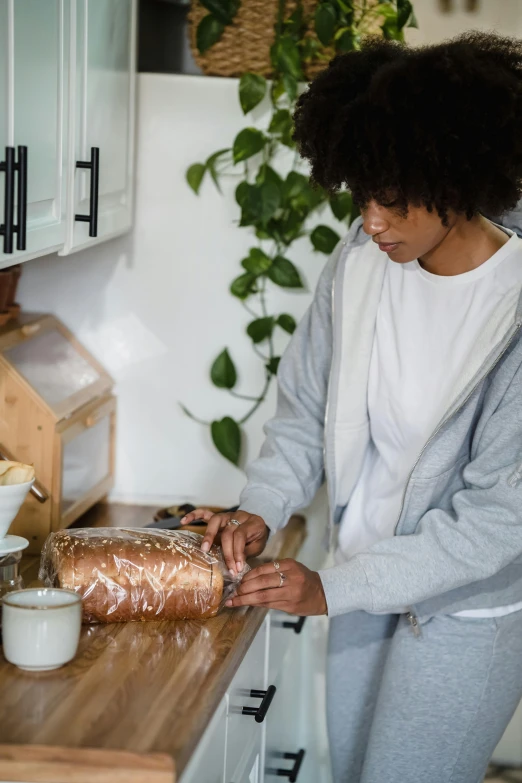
[0,504,307,783]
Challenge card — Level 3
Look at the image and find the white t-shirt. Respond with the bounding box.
[336,230,522,617]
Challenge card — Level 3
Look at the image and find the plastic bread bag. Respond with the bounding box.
[39,527,250,623]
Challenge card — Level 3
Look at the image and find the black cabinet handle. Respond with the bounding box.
[0,147,15,254]
[15,146,27,251]
[75,147,99,237]
[273,750,306,782]
[282,616,306,634]
[241,685,276,723]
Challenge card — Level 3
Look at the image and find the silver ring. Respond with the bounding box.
[278,572,287,587]
[227,518,241,528]
[273,561,280,571]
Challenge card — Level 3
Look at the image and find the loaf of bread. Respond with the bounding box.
[39,528,226,623]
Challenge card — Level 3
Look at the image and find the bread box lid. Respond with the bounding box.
[0,313,113,422]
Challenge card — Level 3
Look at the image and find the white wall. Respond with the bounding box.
[18,74,341,508]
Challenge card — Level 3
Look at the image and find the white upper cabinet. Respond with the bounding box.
[0,0,69,270]
[60,0,136,254]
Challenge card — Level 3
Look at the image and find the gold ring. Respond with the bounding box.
[273,561,280,571]
[227,519,241,528]
[278,572,286,587]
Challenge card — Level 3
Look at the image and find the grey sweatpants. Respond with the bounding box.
[326,610,522,783]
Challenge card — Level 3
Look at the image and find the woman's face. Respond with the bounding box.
[360,199,456,264]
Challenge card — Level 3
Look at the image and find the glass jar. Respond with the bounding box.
[0,550,24,602]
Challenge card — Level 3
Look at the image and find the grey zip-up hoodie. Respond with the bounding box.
[239,206,522,619]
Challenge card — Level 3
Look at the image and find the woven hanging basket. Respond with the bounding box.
[188,0,334,80]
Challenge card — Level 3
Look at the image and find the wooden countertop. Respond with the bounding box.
[0,504,306,783]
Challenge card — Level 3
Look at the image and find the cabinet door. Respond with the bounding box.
[226,619,268,782]
[180,695,228,783]
[61,0,136,254]
[0,0,68,269]
[265,633,306,782]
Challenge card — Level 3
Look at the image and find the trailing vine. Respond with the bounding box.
[184,0,418,465]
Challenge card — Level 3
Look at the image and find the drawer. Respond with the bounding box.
[268,609,307,685]
[180,694,228,783]
[225,617,268,781]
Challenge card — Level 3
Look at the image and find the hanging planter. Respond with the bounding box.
[188,0,334,80]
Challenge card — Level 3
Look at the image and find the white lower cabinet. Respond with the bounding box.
[180,610,328,783]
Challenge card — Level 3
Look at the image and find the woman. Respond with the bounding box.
[182,32,522,782]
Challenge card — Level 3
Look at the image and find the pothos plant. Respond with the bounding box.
[184,0,418,466]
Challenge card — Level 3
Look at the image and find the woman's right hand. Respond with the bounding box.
[180,509,269,576]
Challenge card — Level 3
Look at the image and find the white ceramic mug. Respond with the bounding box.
[1,588,82,671]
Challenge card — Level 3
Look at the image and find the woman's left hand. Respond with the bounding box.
[225,558,328,616]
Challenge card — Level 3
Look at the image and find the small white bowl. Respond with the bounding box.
[2,587,82,671]
[0,479,34,540]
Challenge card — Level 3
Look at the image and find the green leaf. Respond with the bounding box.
[283,171,309,200]
[239,73,267,114]
[186,163,206,194]
[247,317,274,343]
[256,164,283,188]
[330,191,353,221]
[277,314,296,334]
[266,357,281,375]
[271,78,286,104]
[196,15,225,54]
[241,248,273,275]
[268,109,294,147]
[282,73,298,102]
[233,127,267,163]
[311,225,341,254]
[408,8,418,27]
[283,172,324,213]
[376,3,398,19]
[285,6,303,38]
[336,29,356,52]
[315,3,337,46]
[230,272,257,299]
[276,211,305,244]
[258,181,281,223]
[211,417,241,465]
[205,148,230,193]
[271,37,303,80]
[200,0,235,24]
[210,349,237,389]
[236,182,260,226]
[301,37,322,60]
[397,0,413,28]
[267,256,303,288]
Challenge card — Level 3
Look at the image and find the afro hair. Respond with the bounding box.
[293,31,522,223]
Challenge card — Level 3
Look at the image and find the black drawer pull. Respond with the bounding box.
[75,146,99,237]
[16,145,27,251]
[273,750,305,781]
[0,146,15,254]
[241,685,276,723]
[282,616,306,634]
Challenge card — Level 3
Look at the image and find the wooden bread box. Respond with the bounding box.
[0,312,116,553]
